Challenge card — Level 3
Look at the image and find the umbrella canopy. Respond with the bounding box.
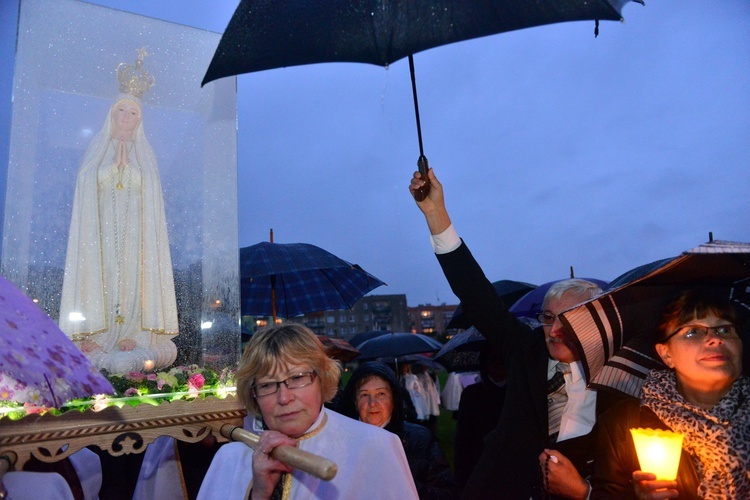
[560,239,750,398]
[240,241,386,319]
[434,326,485,372]
[388,354,445,372]
[509,277,609,319]
[356,332,443,361]
[203,0,636,84]
[447,280,536,330]
[0,276,114,409]
[348,330,390,349]
[202,0,642,199]
[435,316,540,372]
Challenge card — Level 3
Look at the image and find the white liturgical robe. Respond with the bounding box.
[198,408,418,500]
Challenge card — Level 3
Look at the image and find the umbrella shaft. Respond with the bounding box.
[408,55,425,157]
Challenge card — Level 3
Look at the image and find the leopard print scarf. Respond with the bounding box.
[641,370,750,499]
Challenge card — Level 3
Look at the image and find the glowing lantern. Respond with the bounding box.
[629,428,684,480]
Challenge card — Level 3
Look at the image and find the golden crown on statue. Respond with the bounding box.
[117,47,156,97]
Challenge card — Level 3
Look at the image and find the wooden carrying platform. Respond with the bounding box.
[0,396,246,470]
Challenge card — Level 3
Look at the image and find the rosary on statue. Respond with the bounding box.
[112,139,132,325]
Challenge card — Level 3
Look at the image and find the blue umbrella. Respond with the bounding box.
[356,332,443,361]
[240,240,386,320]
[509,277,609,319]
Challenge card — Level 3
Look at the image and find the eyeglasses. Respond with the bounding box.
[663,324,738,343]
[537,311,557,326]
[251,371,317,398]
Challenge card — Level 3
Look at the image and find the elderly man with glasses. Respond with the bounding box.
[410,168,616,500]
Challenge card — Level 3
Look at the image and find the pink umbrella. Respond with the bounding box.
[0,275,114,409]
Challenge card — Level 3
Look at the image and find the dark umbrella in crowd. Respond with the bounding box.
[202,0,643,200]
[434,326,485,372]
[560,238,750,397]
[377,354,446,372]
[349,330,390,349]
[447,280,536,330]
[435,316,541,372]
[240,231,385,321]
[356,332,443,361]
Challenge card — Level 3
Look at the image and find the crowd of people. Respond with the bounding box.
[5,167,748,500]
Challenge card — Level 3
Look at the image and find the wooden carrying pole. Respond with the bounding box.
[221,424,337,481]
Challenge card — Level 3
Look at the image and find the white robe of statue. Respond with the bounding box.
[59,95,178,374]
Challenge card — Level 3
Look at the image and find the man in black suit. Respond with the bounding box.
[410,168,606,499]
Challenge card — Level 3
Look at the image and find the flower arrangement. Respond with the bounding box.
[0,365,237,420]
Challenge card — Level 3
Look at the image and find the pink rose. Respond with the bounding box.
[124,387,140,397]
[146,374,157,381]
[127,371,145,382]
[92,394,109,412]
[187,373,205,391]
[23,403,46,415]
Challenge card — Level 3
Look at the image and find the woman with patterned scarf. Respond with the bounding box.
[591,289,749,499]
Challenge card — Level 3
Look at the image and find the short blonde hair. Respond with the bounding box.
[237,323,341,416]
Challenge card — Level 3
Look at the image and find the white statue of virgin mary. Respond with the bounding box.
[59,50,178,374]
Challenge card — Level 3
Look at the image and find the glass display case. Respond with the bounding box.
[0,0,244,472]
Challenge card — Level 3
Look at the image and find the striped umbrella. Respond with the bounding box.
[560,239,750,398]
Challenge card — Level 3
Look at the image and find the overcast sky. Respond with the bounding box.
[1,0,748,307]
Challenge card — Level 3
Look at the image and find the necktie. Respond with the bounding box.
[547,363,570,441]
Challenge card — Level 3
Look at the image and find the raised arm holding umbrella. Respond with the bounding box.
[409,167,607,499]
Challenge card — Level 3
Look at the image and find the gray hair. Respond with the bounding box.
[543,279,602,309]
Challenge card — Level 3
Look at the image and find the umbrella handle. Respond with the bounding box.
[413,155,431,201]
[408,55,431,202]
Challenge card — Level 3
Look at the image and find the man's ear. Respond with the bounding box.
[655,343,674,368]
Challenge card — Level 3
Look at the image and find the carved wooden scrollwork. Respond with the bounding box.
[0,396,246,470]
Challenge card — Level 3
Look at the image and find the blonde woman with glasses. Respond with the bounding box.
[198,324,418,500]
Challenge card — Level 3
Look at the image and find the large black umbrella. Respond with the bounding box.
[560,239,750,398]
[240,238,386,320]
[447,279,536,330]
[202,0,643,199]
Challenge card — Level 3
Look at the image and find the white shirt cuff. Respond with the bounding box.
[430,224,461,254]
